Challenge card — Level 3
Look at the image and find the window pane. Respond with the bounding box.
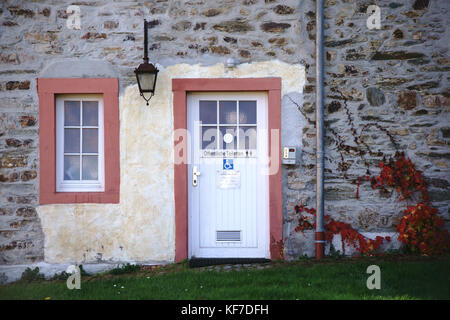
[64,101,80,126]
[219,101,237,124]
[64,128,80,153]
[220,126,237,149]
[82,129,98,153]
[239,126,257,149]
[199,101,217,124]
[64,155,80,180]
[82,155,98,180]
[239,101,257,124]
[201,126,217,149]
[83,101,98,126]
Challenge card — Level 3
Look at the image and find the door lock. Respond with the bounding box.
[192,166,201,187]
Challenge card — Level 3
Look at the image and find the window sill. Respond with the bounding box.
[39,190,119,204]
[56,183,105,193]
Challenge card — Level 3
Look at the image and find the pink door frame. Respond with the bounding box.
[172,78,282,262]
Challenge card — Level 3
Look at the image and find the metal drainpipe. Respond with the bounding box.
[315,0,325,260]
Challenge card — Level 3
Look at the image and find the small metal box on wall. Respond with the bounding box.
[282,146,296,165]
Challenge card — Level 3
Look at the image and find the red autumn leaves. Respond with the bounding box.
[373,153,429,203]
[373,153,448,255]
[294,152,449,256]
[294,204,390,255]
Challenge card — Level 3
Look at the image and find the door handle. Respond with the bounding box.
[192,166,201,187]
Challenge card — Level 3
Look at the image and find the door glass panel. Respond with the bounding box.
[82,129,98,153]
[197,98,259,155]
[220,126,237,149]
[239,101,257,124]
[82,155,98,180]
[239,126,257,149]
[201,126,217,149]
[64,155,80,180]
[82,101,98,126]
[219,101,237,124]
[199,100,217,124]
[64,128,80,153]
[64,101,80,126]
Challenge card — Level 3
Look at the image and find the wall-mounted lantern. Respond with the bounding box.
[134,19,159,105]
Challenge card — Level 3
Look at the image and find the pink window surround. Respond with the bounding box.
[172,77,282,261]
[37,78,120,204]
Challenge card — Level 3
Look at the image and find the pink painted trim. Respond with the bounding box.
[172,78,281,92]
[37,78,120,204]
[172,78,282,261]
[268,88,283,260]
[173,89,188,262]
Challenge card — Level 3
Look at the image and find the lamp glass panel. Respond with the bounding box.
[137,73,156,92]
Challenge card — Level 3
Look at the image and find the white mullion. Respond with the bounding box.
[97,100,101,184]
[79,100,83,181]
[98,97,104,188]
[64,152,83,156]
[237,100,240,150]
[64,126,97,129]
[61,101,64,184]
[216,100,219,149]
[216,124,257,126]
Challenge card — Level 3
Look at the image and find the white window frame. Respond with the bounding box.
[55,94,105,192]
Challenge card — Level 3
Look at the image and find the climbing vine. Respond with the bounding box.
[371,152,449,255]
[294,153,449,256]
[289,89,449,257]
[294,204,391,256]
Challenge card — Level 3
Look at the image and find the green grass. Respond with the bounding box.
[1,256,449,300]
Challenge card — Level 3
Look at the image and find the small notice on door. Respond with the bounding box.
[217,170,240,189]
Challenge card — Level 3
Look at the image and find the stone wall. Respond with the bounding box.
[0,0,448,264]
[0,0,307,264]
[284,0,450,258]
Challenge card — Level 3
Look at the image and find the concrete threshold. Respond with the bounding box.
[188,258,271,268]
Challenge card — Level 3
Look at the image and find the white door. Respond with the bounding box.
[187,92,269,258]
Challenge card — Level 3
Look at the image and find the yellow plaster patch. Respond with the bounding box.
[37,60,305,264]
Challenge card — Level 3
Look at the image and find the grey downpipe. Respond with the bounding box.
[315,0,325,259]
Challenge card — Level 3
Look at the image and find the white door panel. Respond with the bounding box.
[188,92,269,258]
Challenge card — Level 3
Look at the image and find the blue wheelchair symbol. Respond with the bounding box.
[223,159,233,170]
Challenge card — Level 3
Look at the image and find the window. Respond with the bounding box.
[37,78,119,204]
[56,94,104,192]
